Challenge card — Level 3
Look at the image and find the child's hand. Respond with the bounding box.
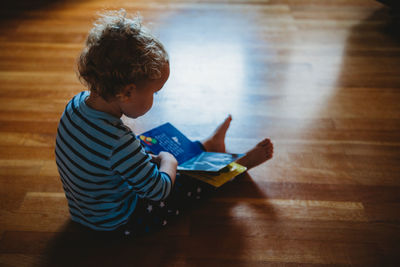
[150,152,177,169]
[157,152,178,167]
[148,152,177,186]
[149,153,160,166]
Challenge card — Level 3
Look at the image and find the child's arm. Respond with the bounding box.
[153,152,177,186]
[111,137,176,201]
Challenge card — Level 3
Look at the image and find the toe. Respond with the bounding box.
[258,138,270,146]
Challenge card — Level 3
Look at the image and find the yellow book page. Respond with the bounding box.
[183,162,247,187]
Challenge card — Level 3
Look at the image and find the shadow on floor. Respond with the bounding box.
[39,173,276,267]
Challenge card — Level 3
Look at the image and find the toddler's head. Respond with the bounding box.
[77,9,169,102]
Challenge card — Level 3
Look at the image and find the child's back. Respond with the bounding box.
[56,91,174,230]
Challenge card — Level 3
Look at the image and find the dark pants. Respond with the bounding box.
[118,141,215,237]
[120,173,214,237]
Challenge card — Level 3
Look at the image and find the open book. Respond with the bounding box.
[138,123,247,187]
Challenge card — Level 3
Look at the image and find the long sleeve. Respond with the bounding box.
[110,133,172,201]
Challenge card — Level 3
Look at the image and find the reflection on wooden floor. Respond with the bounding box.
[1,0,400,266]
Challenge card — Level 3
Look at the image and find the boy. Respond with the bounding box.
[55,10,273,235]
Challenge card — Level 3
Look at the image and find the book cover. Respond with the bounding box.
[138,123,202,165]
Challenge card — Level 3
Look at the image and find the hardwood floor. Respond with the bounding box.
[1,0,400,266]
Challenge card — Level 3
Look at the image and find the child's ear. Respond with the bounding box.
[116,84,136,102]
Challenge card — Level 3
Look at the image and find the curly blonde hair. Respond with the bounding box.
[77,9,169,101]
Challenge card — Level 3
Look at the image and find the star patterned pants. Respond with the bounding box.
[120,173,214,237]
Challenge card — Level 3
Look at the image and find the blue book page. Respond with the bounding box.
[178,152,244,172]
[138,123,203,164]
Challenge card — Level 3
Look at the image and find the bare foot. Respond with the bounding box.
[236,138,273,170]
[202,115,232,153]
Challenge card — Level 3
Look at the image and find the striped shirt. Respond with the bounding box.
[55,91,172,231]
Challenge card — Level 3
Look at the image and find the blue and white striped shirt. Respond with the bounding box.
[55,91,172,231]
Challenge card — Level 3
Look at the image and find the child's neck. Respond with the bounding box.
[85,92,123,118]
